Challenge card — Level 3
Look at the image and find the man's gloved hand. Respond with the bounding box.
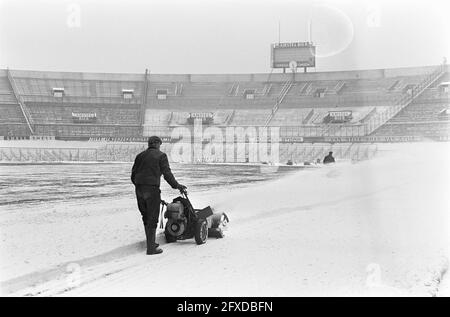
[177,184,187,192]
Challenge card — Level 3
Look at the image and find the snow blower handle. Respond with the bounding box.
[179,188,194,207]
[178,187,196,213]
[179,187,188,197]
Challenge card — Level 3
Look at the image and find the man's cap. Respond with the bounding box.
[148,136,162,145]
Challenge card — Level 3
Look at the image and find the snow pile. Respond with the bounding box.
[197,142,449,296]
[172,142,450,296]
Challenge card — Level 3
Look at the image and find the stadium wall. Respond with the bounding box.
[2,64,449,141]
[8,64,447,83]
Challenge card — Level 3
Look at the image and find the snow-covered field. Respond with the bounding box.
[1,142,449,296]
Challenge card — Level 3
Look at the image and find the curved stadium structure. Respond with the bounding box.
[1,64,449,140]
[0,64,449,163]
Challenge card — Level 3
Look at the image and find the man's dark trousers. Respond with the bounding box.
[135,185,161,229]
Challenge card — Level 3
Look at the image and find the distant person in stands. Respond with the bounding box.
[131,136,186,255]
[323,151,335,164]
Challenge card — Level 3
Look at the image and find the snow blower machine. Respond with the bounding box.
[161,188,229,245]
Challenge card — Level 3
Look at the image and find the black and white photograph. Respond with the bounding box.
[0,0,449,300]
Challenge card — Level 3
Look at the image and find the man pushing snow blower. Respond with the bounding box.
[131,136,186,255]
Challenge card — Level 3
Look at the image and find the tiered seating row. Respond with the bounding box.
[13,78,143,98]
[26,103,140,125]
[0,104,26,123]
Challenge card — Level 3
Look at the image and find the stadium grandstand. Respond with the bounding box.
[0,62,449,163]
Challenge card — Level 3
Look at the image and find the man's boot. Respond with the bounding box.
[145,226,163,255]
[144,225,159,249]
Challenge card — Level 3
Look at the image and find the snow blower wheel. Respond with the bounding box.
[195,219,208,245]
[164,226,177,243]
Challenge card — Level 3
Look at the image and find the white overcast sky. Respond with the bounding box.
[0,0,449,74]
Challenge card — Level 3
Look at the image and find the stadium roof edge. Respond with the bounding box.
[1,64,448,82]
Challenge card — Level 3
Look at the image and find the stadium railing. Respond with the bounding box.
[365,63,447,135]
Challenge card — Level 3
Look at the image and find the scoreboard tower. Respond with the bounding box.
[270,42,316,73]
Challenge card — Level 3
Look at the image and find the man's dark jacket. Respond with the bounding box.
[323,154,335,164]
[131,147,179,188]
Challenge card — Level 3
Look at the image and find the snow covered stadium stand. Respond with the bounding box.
[0,63,448,143]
